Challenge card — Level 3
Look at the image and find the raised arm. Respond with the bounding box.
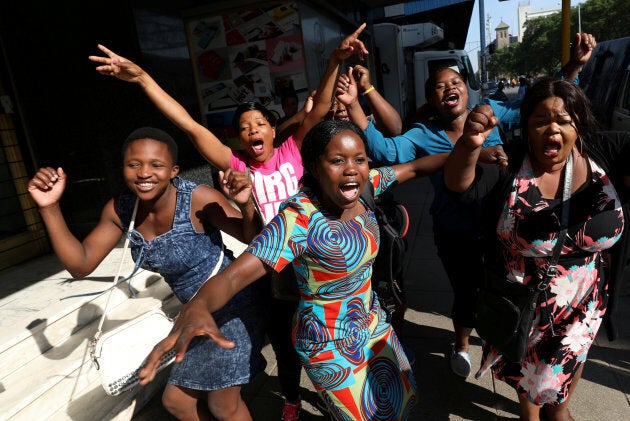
[89,45,233,170]
[352,64,402,136]
[337,66,369,130]
[559,33,597,82]
[391,153,450,185]
[293,23,369,148]
[138,251,268,384]
[443,105,498,193]
[275,90,315,145]
[28,167,123,278]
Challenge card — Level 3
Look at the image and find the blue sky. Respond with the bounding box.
[465,0,583,72]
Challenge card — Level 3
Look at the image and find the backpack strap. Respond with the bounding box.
[360,182,376,212]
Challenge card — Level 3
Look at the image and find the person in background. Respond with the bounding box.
[444,78,630,421]
[275,90,316,145]
[350,64,403,136]
[489,81,509,102]
[90,24,370,421]
[139,119,451,420]
[277,88,299,127]
[27,127,265,421]
[517,75,530,101]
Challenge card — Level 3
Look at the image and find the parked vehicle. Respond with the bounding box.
[611,65,630,131]
[372,22,480,121]
[579,37,630,129]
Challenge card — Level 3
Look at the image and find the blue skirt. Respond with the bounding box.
[168,281,266,390]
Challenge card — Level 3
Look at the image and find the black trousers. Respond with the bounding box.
[263,275,303,401]
[433,230,485,328]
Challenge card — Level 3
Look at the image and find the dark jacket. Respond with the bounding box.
[450,131,630,340]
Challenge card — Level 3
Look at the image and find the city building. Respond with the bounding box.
[517,0,561,42]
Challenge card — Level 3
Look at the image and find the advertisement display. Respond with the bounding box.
[185,2,309,145]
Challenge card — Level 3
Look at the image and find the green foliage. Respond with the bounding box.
[486,0,628,77]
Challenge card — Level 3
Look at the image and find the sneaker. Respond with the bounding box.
[450,347,471,378]
[281,400,301,421]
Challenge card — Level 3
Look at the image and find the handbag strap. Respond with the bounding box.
[94,197,140,337]
[538,151,573,291]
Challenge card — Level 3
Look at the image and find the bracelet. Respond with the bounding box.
[362,85,375,96]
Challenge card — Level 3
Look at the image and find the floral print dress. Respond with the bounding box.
[247,167,416,420]
[475,154,624,405]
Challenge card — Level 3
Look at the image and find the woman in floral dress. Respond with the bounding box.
[444,78,630,420]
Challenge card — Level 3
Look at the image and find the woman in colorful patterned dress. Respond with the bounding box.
[139,119,448,420]
[444,78,630,420]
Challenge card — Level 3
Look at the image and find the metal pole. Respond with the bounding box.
[479,0,487,83]
[561,0,571,65]
[578,4,582,33]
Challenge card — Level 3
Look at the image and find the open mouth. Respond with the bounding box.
[251,139,265,156]
[542,139,562,158]
[339,182,360,201]
[442,92,460,107]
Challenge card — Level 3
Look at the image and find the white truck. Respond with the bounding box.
[372,22,480,121]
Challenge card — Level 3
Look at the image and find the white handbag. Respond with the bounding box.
[88,198,224,396]
[91,308,176,396]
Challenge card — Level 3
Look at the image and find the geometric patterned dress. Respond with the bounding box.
[247,167,417,420]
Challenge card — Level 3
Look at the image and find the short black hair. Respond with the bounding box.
[300,120,368,188]
[122,127,178,164]
[231,101,277,130]
[424,66,463,102]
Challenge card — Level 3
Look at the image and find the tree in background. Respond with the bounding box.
[487,0,627,78]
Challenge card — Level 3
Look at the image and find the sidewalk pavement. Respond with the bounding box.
[133,177,630,420]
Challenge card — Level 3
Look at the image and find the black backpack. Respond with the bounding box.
[361,184,410,322]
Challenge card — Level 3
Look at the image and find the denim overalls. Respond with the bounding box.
[116,177,266,390]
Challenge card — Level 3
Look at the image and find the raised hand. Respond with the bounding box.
[333,23,369,62]
[304,90,317,114]
[28,167,67,208]
[218,168,253,207]
[570,33,597,66]
[335,67,359,107]
[88,44,144,83]
[461,105,499,149]
[352,64,373,92]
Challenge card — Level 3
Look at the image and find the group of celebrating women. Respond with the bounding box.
[27,21,628,421]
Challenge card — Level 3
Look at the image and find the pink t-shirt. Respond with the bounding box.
[231,135,303,223]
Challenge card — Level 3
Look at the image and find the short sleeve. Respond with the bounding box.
[246,197,307,273]
[230,151,249,173]
[369,167,397,196]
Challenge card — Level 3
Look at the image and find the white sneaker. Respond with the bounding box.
[450,348,471,378]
